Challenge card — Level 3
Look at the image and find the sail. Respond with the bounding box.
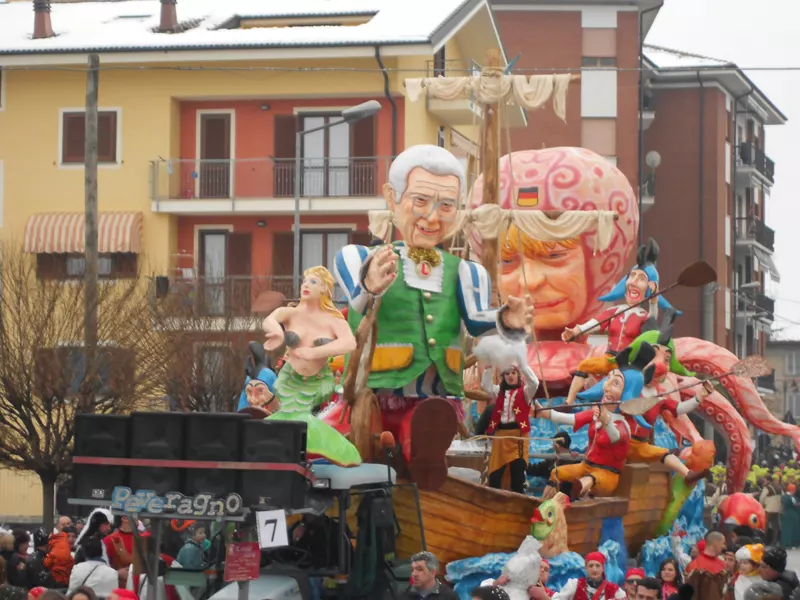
[404,72,574,121]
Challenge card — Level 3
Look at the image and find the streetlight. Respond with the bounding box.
[292,100,383,297]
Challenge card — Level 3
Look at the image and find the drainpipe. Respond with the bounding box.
[636,1,663,245]
[697,71,714,344]
[32,0,54,40]
[731,87,754,359]
[374,46,398,159]
[159,0,178,33]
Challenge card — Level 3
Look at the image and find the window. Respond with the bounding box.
[582,29,616,58]
[61,110,119,164]
[580,70,617,118]
[433,46,446,76]
[438,126,446,148]
[581,57,617,67]
[788,352,800,376]
[34,345,135,398]
[725,141,731,184]
[36,252,137,280]
[725,215,731,257]
[0,67,5,111]
[788,393,800,416]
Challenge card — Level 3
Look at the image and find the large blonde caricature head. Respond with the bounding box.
[470,147,639,334]
[301,266,344,319]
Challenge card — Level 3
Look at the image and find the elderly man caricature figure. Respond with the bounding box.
[329,144,532,490]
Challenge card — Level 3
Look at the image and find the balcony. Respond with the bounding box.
[639,172,655,213]
[149,157,390,215]
[755,293,775,318]
[151,275,351,325]
[735,216,775,252]
[736,142,775,187]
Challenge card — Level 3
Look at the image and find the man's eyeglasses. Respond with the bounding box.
[625,579,641,585]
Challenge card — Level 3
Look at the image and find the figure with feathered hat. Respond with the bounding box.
[475,336,540,494]
[561,238,678,406]
[536,342,657,500]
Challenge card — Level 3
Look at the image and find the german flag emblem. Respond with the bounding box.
[516,186,539,207]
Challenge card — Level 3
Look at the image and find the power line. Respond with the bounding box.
[3,64,800,73]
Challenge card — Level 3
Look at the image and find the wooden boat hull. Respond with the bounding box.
[390,461,674,567]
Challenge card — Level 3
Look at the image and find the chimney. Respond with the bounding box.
[33,0,54,40]
[159,0,178,32]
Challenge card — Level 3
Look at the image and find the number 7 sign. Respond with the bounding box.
[255,509,289,549]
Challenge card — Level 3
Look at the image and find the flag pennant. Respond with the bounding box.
[517,186,539,207]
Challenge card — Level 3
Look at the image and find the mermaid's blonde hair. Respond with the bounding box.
[303,266,344,319]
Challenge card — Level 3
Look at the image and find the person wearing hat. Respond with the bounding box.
[624,568,645,599]
[726,545,764,600]
[481,359,540,494]
[24,530,53,590]
[758,547,799,600]
[552,551,626,600]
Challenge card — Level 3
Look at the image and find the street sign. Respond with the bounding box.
[224,542,261,583]
[255,509,289,549]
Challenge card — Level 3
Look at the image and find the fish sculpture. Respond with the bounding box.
[718,492,767,531]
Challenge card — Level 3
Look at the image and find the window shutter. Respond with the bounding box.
[113,253,138,279]
[62,113,86,163]
[227,233,253,315]
[36,254,67,280]
[271,232,294,280]
[97,111,117,163]
[273,116,298,196]
[350,116,376,196]
[107,347,136,395]
[350,116,375,158]
[35,347,64,399]
[351,232,374,247]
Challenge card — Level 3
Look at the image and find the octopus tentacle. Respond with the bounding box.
[675,337,800,449]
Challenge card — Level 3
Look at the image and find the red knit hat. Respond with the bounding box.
[585,551,606,566]
[111,590,139,600]
[626,568,645,580]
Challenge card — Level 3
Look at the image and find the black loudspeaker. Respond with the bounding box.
[184,412,249,497]
[73,414,129,502]
[155,276,169,299]
[240,420,308,509]
[129,412,185,495]
[371,496,397,558]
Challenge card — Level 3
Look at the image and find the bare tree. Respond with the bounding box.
[0,245,168,529]
[150,274,286,413]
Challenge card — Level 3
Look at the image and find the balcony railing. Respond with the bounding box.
[756,371,776,392]
[755,292,775,317]
[738,142,775,184]
[735,216,775,252]
[425,58,481,78]
[149,157,391,202]
[152,275,349,318]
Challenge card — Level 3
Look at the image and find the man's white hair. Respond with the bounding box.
[388,144,467,202]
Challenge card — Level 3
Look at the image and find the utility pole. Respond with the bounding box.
[479,48,502,303]
[83,54,99,410]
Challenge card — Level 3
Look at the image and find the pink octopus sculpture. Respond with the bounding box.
[469,147,800,492]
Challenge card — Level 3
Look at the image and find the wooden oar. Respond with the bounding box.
[553,355,772,416]
[564,260,717,342]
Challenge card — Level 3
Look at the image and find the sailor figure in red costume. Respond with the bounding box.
[537,343,657,500]
[552,551,626,600]
[562,238,675,405]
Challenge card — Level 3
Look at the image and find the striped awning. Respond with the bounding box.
[24,212,143,254]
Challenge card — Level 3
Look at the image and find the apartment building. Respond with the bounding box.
[489,0,785,366]
[642,45,785,371]
[0,0,512,521]
[761,339,800,445]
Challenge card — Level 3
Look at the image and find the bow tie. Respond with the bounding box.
[407,247,441,267]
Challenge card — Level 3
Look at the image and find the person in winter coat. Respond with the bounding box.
[67,535,118,599]
[44,520,75,588]
[25,530,53,590]
[74,510,112,565]
[175,528,206,571]
[758,547,799,600]
[6,532,30,588]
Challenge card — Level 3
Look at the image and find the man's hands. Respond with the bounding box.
[697,380,714,401]
[364,246,398,295]
[561,325,582,342]
[502,295,534,331]
[593,404,611,426]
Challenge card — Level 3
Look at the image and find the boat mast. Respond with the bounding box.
[479,48,503,304]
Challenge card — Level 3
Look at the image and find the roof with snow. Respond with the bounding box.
[0,0,485,55]
[643,43,732,70]
[643,43,787,125]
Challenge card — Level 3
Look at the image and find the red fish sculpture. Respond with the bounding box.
[718,492,766,531]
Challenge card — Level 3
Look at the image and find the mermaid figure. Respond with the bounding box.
[262,266,362,467]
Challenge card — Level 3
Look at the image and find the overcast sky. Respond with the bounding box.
[645,0,800,339]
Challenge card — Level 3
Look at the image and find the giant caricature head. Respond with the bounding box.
[469,148,638,333]
[384,145,466,249]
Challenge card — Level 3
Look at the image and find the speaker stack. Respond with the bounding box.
[72,412,310,510]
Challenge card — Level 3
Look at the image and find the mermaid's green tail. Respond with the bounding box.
[655,475,694,537]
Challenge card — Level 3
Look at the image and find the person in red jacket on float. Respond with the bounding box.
[551,552,626,600]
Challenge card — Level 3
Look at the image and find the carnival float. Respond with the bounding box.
[228,56,800,597]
